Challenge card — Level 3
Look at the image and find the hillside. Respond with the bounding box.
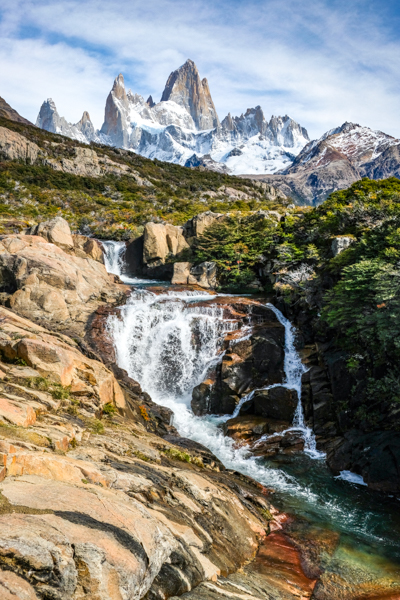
[0,115,287,240]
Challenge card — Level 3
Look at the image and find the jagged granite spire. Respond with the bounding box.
[100,74,129,146]
[36,99,97,143]
[161,59,219,130]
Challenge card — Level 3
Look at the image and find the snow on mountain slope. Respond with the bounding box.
[291,122,399,173]
[244,122,400,206]
[36,99,101,144]
[36,59,309,175]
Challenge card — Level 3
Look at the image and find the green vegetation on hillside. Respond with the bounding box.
[194,177,400,428]
[0,116,284,238]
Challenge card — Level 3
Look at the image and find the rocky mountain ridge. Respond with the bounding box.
[0,97,32,126]
[245,121,400,204]
[36,59,310,176]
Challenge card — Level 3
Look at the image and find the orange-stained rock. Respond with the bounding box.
[252,532,317,598]
[0,570,39,600]
[0,397,36,427]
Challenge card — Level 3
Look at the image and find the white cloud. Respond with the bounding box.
[0,0,399,139]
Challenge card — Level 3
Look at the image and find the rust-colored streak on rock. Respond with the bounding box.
[252,532,317,599]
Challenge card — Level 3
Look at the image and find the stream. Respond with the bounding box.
[104,241,400,588]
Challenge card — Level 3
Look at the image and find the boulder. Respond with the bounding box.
[189,261,217,288]
[0,233,126,335]
[124,236,144,276]
[184,211,225,239]
[171,261,218,288]
[223,416,270,440]
[27,216,74,249]
[143,223,189,265]
[252,430,305,457]
[223,416,288,442]
[72,234,104,263]
[240,386,298,422]
[192,305,285,415]
[172,262,193,285]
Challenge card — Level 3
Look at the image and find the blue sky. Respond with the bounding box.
[1,0,400,139]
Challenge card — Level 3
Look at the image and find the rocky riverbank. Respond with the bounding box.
[0,217,399,599]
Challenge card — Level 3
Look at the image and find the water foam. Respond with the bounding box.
[108,289,325,495]
[105,278,400,555]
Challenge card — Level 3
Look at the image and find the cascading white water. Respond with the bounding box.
[103,240,126,277]
[108,288,327,501]
[102,240,160,285]
[105,275,400,557]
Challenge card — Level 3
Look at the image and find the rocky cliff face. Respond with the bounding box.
[161,59,220,130]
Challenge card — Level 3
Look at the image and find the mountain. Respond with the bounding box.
[36,59,310,175]
[160,58,219,130]
[36,99,99,144]
[0,96,32,125]
[246,122,400,204]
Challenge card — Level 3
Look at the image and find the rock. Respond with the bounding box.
[0,570,41,600]
[0,306,123,408]
[72,234,104,263]
[0,233,126,335]
[189,261,217,288]
[223,416,270,440]
[171,262,193,285]
[240,386,298,422]
[327,430,400,494]
[124,236,144,276]
[0,126,40,163]
[252,430,305,457]
[27,216,74,249]
[192,303,285,415]
[184,211,225,239]
[161,59,220,130]
[223,415,289,443]
[331,236,354,256]
[0,397,36,427]
[143,223,189,265]
[301,366,338,438]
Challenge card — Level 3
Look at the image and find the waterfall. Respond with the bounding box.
[105,271,400,560]
[102,240,126,277]
[102,240,159,285]
[108,288,325,499]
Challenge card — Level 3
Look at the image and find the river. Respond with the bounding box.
[103,241,400,592]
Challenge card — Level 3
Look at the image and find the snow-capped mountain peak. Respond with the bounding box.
[36,59,310,174]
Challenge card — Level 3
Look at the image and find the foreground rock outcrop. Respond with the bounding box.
[0,305,280,600]
[0,219,127,336]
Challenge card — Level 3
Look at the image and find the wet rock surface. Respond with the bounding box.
[239,386,298,422]
[192,301,285,416]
